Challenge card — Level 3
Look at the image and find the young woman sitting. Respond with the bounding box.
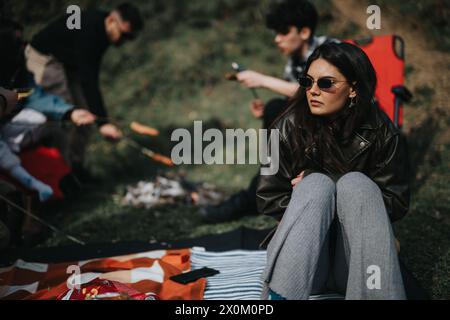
[257,42,410,300]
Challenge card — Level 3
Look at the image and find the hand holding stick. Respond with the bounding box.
[228,62,260,99]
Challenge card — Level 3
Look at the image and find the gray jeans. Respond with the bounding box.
[261,172,406,300]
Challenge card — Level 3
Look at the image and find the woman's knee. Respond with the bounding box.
[293,172,336,203]
[336,172,384,217]
[337,172,380,197]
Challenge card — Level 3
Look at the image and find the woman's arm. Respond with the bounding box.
[370,132,411,222]
[256,133,294,221]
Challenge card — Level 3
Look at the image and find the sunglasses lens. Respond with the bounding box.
[317,78,333,89]
[298,77,312,88]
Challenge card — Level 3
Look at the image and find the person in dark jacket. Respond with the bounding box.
[257,42,410,300]
[24,2,143,174]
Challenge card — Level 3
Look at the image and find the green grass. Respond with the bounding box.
[4,0,450,299]
[28,0,284,247]
[409,85,435,108]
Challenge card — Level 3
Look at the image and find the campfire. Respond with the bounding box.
[121,174,225,209]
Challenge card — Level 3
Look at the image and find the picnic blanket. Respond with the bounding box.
[0,227,428,300]
[0,248,205,300]
[190,248,344,300]
[0,247,345,300]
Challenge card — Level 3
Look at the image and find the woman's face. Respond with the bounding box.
[305,58,357,117]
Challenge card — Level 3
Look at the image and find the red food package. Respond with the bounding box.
[57,278,159,300]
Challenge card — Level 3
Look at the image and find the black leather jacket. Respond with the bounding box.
[256,106,411,226]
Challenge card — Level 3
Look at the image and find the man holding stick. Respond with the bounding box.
[24,2,143,177]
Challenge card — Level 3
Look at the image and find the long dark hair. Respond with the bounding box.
[288,42,377,173]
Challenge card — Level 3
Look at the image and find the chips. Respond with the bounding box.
[58,278,159,300]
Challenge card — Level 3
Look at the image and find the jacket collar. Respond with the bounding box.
[301,104,387,172]
[304,118,379,173]
[305,132,373,174]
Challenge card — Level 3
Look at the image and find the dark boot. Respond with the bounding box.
[72,163,99,184]
[59,172,82,197]
[199,175,259,223]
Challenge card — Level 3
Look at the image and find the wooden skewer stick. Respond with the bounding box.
[123,138,174,167]
[0,193,85,245]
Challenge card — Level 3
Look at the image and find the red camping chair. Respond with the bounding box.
[0,146,71,200]
[346,35,412,128]
[0,146,71,239]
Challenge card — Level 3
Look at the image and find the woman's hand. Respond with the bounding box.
[250,99,265,119]
[291,171,305,188]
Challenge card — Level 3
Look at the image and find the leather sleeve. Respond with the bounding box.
[256,133,294,221]
[370,132,411,222]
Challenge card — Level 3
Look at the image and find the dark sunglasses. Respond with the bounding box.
[298,76,348,90]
